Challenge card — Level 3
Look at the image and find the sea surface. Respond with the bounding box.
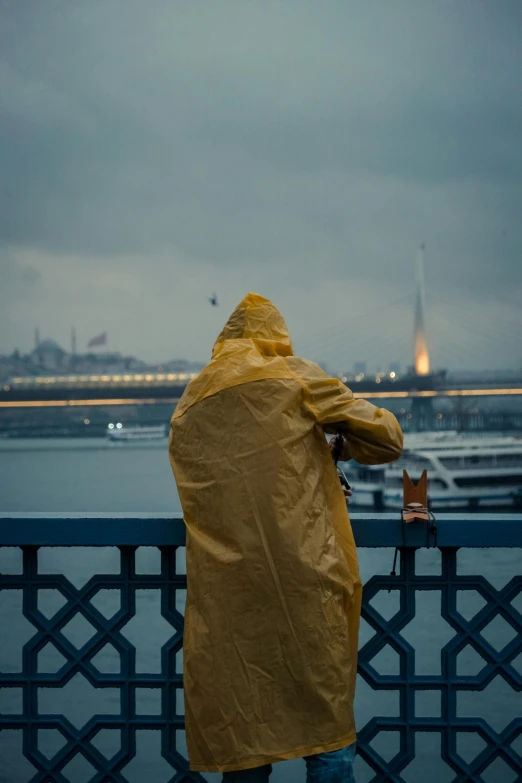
[0,438,520,782]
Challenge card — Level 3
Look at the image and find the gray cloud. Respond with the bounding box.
[1,0,521,369]
[0,252,42,296]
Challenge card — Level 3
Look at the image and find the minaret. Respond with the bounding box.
[71,327,77,356]
[414,244,430,375]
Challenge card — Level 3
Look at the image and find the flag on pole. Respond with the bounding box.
[87,332,107,348]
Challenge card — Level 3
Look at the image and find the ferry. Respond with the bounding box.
[106,424,168,443]
[341,463,386,508]
[342,433,522,509]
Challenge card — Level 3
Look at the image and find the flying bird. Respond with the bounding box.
[209,293,219,307]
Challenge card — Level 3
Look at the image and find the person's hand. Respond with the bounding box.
[343,487,353,503]
[329,435,351,462]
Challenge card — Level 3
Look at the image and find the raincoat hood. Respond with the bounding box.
[212,293,294,359]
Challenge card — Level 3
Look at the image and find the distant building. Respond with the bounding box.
[73,352,146,374]
[353,362,366,376]
[2,341,207,384]
[30,339,68,371]
[162,359,205,373]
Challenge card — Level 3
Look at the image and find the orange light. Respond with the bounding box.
[415,342,430,375]
[353,388,522,399]
[2,387,522,409]
[355,391,410,399]
[0,398,180,408]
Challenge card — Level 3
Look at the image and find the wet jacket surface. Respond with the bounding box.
[169,293,403,772]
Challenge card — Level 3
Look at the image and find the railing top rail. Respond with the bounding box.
[1,512,521,548]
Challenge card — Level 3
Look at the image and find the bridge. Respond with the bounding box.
[1,511,521,781]
[1,369,522,406]
[1,369,522,437]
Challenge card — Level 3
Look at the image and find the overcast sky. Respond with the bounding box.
[1,0,521,372]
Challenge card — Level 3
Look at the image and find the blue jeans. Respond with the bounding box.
[222,742,356,782]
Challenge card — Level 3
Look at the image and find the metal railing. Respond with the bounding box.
[0,513,521,782]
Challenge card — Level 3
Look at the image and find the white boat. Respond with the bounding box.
[340,463,386,508]
[344,433,522,509]
[106,424,168,443]
[339,433,459,507]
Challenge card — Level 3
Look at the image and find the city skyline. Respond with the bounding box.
[3,329,521,378]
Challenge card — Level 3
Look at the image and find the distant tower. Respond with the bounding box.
[414,244,430,375]
[411,244,434,431]
[34,328,40,351]
[71,327,77,356]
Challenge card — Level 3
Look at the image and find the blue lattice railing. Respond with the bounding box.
[0,513,521,783]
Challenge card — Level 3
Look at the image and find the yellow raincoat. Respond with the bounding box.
[169,293,403,773]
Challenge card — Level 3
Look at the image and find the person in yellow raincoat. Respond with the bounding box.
[169,293,403,781]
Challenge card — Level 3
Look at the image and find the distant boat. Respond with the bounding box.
[106,424,168,443]
[343,432,522,510]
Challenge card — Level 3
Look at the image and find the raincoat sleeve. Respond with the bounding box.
[297,362,403,465]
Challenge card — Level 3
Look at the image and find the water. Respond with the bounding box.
[0,438,182,513]
[0,439,520,782]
